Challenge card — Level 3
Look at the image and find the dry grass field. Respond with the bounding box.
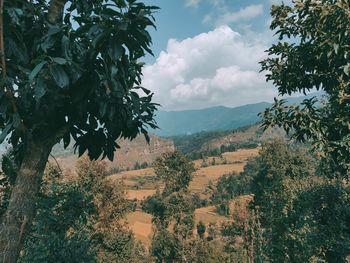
[122,148,259,245]
[194,206,227,225]
[222,148,259,163]
[190,163,246,192]
[127,189,157,200]
[127,211,153,245]
[109,168,155,180]
[126,208,229,246]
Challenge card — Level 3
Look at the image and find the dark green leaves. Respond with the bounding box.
[2,0,159,163]
[108,39,124,61]
[50,64,69,88]
[261,0,350,177]
[29,61,47,82]
[34,78,47,100]
[52,57,67,65]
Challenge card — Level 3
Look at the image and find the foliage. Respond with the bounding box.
[221,209,265,263]
[216,201,230,216]
[1,0,159,161]
[153,151,195,195]
[146,151,196,262]
[151,229,180,263]
[20,165,96,263]
[189,239,225,263]
[20,159,147,263]
[0,1,159,259]
[249,140,350,262]
[260,0,350,177]
[211,171,252,205]
[0,151,18,219]
[196,221,206,239]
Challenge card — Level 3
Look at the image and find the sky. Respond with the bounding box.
[140,0,292,111]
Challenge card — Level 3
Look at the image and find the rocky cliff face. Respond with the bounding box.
[53,134,175,173]
[110,134,175,169]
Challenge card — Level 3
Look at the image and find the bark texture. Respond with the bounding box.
[47,0,68,24]
[0,139,54,263]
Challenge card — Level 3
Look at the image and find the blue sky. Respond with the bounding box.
[140,0,291,110]
[143,0,274,61]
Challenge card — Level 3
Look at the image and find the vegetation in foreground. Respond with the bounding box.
[0,0,350,262]
[3,138,350,262]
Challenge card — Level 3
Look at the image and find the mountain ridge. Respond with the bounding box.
[153,92,323,137]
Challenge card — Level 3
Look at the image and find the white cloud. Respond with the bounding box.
[184,0,201,8]
[202,14,212,24]
[215,4,264,26]
[269,0,293,5]
[142,26,277,110]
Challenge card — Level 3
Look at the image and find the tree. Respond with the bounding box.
[21,158,149,263]
[250,141,317,262]
[151,229,180,263]
[258,1,350,261]
[248,140,350,262]
[20,164,96,263]
[0,0,158,261]
[196,221,206,239]
[260,0,350,177]
[147,152,196,262]
[153,151,195,195]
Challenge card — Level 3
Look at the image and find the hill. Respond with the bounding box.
[154,102,270,137]
[52,134,175,173]
[172,123,285,158]
[153,92,323,137]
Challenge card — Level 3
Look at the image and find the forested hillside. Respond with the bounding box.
[172,123,285,159]
[153,92,322,137]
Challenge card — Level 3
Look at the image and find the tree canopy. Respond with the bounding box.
[0,1,159,261]
[1,0,158,160]
[260,0,350,177]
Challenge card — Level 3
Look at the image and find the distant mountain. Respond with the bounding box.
[153,92,323,137]
[153,102,270,137]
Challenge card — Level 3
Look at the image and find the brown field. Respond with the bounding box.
[127,189,156,200]
[120,149,259,244]
[127,208,229,245]
[109,168,155,180]
[127,211,153,245]
[193,148,259,168]
[194,206,228,225]
[126,197,254,245]
[222,148,259,163]
[190,163,245,192]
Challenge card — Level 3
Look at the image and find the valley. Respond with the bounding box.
[110,148,259,246]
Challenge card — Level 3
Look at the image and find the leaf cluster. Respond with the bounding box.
[260,0,350,177]
[1,0,159,160]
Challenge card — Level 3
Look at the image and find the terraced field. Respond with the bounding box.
[114,148,259,245]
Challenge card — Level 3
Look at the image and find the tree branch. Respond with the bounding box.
[49,153,62,174]
[0,0,20,118]
[0,0,6,78]
[47,0,67,24]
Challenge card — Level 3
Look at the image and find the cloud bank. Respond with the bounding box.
[142,26,277,110]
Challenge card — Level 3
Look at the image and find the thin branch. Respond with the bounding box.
[49,153,62,174]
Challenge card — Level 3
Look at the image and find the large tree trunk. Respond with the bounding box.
[0,138,54,263]
[0,0,67,261]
